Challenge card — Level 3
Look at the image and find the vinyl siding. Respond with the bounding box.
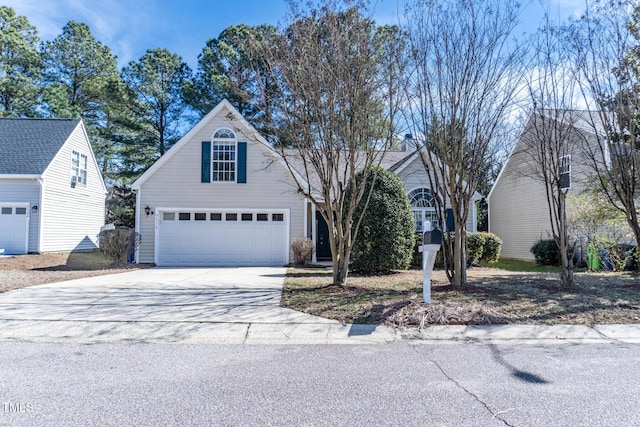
[137,107,305,264]
[0,179,40,252]
[489,121,592,260]
[40,123,105,252]
[396,156,476,232]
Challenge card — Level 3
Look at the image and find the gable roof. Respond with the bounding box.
[132,99,309,190]
[0,118,81,175]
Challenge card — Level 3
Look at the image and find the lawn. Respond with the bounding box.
[282,263,640,327]
[0,251,152,293]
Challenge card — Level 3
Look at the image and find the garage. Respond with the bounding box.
[0,204,29,255]
[156,209,289,266]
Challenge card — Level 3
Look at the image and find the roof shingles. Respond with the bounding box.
[0,118,80,175]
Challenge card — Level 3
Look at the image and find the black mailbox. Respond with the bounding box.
[423,229,442,245]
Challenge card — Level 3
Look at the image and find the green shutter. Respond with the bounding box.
[237,142,247,183]
[446,208,454,232]
[201,141,211,183]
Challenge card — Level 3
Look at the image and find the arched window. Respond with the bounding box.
[212,128,237,181]
[408,188,439,232]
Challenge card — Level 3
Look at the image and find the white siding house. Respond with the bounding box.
[0,118,106,254]
[133,100,480,266]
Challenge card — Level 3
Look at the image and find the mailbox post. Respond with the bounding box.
[418,221,442,304]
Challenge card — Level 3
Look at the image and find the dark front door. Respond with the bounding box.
[316,214,332,260]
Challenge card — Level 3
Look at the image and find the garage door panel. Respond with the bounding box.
[158,210,287,266]
[0,206,29,255]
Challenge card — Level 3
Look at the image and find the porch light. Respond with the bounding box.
[145,206,152,216]
[31,205,38,213]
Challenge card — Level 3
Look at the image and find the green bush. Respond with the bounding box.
[530,239,560,266]
[479,232,502,264]
[350,167,416,274]
[466,232,485,266]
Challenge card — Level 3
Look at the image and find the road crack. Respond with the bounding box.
[412,346,515,427]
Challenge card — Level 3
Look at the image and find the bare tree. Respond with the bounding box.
[564,1,640,258]
[514,16,590,287]
[255,1,403,286]
[405,0,525,286]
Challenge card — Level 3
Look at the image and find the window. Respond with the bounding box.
[163,212,176,221]
[195,213,207,221]
[241,213,253,221]
[210,213,222,221]
[71,151,87,186]
[257,214,268,221]
[559,155,571,190]
[212,128,236,182]
[408,188,439,232]
[15,208,26,215]
[1,207,11,215]
[226,213,237,221]
[179,213,191,221]
[272,213,284,222]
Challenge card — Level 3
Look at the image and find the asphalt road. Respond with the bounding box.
[1,342,639,426]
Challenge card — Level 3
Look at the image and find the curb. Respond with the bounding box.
[1,320,639,345]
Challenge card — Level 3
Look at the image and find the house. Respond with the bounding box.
[132,99,478,266]
[0,118,106,254]
[488,110,604,260]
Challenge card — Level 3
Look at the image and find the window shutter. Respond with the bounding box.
[201,141,211,183]
[237,142,247,183]
[446,208,454,232]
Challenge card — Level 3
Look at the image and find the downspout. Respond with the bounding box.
[133,188,140,264]
[312,203,317,263]
[36,177,44,253]
[303,198,308,239]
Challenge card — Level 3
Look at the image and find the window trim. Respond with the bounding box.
[408,187,441,232]
[211,128,237,183]
[71,150,88,186]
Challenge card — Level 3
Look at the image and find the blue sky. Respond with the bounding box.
[3,0,587,70]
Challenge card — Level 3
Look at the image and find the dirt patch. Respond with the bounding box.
[0,251,153,293]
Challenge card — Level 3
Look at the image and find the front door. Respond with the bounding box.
[316,214,332,260]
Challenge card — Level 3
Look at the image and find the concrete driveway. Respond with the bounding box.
[0,267,339,343]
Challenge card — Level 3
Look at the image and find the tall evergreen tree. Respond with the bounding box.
[0,6,41,117]
[41,21,122,178]
[120,48,192,180]
[186,24,280,142]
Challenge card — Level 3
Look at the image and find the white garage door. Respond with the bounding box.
[157,210,288,266]
[0,205,29,255]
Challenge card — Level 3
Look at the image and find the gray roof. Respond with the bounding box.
[280,148,416,194]
[0,118,81,175]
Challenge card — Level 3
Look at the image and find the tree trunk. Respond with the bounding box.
[557,196,574,287]
[625,208,640,271]
[452,222,467,286]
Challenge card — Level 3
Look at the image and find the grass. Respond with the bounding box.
[281,266,640,327]
[485,258,562,273]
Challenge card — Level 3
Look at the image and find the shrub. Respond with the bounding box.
[479,232,502,264]
[530,238,560,266]
[98,228,140,264]
[349,167,415,274]
[291,237,314,265]
[466,232,485,266]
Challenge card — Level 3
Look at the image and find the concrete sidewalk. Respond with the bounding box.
[1,319,640,345]
[0,267,639,345]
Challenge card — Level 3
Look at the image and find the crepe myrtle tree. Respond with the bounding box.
[405,0,525,286]
[251,1,404,286]
[564,0,640,260]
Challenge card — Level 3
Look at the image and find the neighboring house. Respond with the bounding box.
[0,118,106,254]
[132,99,479,266]
[488,110,604,260]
